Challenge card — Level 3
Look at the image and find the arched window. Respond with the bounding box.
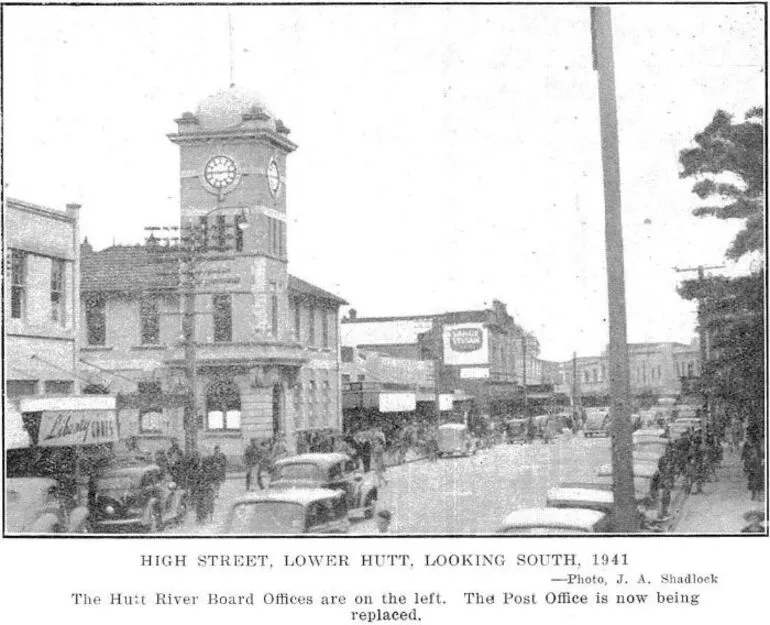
[206,379,241,430]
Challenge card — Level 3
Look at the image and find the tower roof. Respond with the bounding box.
[194,85,277,132]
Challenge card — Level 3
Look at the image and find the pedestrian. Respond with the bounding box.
[427,428,439,462]
[687,433,706,495]
[243,438,260,492]
[730,417,744,455]
[525,417,536,444]
[167,439,184,485]
[359,436,373,472]
[745,442,764,501]
[740,510,765,533]
[376,509,392,533]
[200,451,219,523]
[656,446,675,520]
[155,448,168,477]
[211,445,228,498]
[256,439,272,490]
[185,452,207,524]
[372,436,387,486]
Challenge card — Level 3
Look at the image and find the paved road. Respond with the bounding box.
[165,433,612,535]
[377,433,612,534]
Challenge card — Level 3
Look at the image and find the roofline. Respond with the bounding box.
[342,310,489,324]
[6,197,76,223]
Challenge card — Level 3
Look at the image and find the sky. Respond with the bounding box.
[3,4,764,361]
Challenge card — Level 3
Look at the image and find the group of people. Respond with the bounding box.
[156,440,228,525]
[242,436,288,492]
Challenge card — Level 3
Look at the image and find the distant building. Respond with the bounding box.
[5,198,82,399]
[341,300,548,419]
[554,340,701,406]
[340,346,437,433]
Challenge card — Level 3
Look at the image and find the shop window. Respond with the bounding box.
[50,258,66,324]
[214,214,228,249]
[9,250,27,319]
[44,380,73,395]
[235,214,245,251]
[140,410,163,433]
[6,380,37,398]
[213,294,232,342]
[322,309,330,348]
[293,301,301,342]
[269,283,278,337]
[85,293,106,346]
[140,295,160,345]
[206,379,241,430]
[308,305,316,345]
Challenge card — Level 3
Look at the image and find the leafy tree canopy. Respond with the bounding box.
[679,107,764,260]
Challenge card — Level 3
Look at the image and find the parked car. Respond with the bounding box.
[560,478,653,502]
[270,453,378,519]
[505,418,529,444]
[89,462,188,533]
[437,423,476,457]
[221,488,349,535]
[583,409,610,438]
[546,486,646,530]
[6,477,89,534]
[498,507,611,534]
[597,461,658,480]
[633,428,666,445]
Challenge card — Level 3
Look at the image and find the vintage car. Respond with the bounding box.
[89,462,188,533]
[269,453,378,519]
[6,477,90,534]
[633,428,667,445]
[546,486,645,530]
[505,418,530,444]
[597,461,658,480]
[668,418,702,440]
[221,488,349,535]
[560,478,653,502]
[634,450,664,464]
[583,409,610,438]
[498,507,611,534]
[437,423,476,457]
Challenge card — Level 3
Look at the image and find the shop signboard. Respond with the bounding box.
[379,393,417,413]
[460,367,490,379]
[19,396,118,447]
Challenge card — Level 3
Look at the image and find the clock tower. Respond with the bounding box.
[167,86,303,451]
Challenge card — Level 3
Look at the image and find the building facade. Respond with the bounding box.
[78,87,346,459]
[341,300,547,418]
[5,198,82,399]
[554,340,702,406]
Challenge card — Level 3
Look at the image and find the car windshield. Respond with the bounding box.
[96,476,141,491]
[272,463,322,482]
[225,502,305,534]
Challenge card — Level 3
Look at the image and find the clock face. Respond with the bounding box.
[267,159,281,195]
[204,156,237,189]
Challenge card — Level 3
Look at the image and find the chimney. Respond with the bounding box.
[80,236,93,255]
[349,308,357,320]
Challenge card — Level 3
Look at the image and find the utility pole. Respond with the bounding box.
[571,351,579,418]
[591,6,637,532]
[674,264,724,428]
[146,214,243,455]
[522,335,528,417]
[433,317,443,424]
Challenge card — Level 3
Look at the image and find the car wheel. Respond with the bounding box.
[363,493,377,519]
[144,508,163,533]
[176,497,188,525]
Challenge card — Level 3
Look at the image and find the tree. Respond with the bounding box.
[679,107,764,260]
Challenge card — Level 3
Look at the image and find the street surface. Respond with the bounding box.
[166,432,612,535]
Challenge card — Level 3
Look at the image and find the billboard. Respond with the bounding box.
[443,323,489,366]
[379,393,417,413]
[38,410,119,447]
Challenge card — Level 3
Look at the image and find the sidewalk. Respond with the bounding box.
[672,449,764,534]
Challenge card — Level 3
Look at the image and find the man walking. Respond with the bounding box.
[243,439,260,492]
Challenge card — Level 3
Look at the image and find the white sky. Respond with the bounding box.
[3,4,764,361]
